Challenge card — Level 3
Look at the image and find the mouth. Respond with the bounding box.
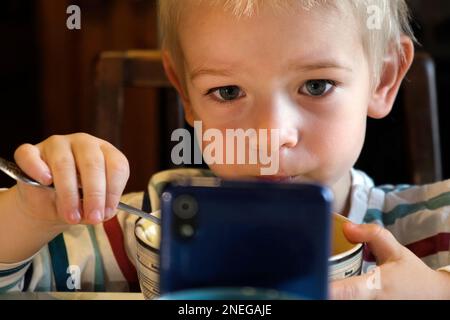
[252,175,295,183]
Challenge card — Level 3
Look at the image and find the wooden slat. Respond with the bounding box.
[95,54,125,147]
[95,50,183,165]
[403,52,442,184]
[99,50,171,87]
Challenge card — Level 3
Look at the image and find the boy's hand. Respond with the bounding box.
[330,223,450,300]
[12,133,129,227]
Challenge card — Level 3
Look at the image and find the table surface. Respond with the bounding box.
[0,292,145,300]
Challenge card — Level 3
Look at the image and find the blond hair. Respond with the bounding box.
[158,0,415,86]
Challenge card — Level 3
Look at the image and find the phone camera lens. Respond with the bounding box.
[173,195,198,220]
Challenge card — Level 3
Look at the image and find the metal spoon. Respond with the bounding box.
[0,156,160,224]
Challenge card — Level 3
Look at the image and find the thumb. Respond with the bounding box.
[342,222,403,263]
[330,267,382,300]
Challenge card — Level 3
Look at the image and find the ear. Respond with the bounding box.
[368,35,415,119]
[161,50,195,126]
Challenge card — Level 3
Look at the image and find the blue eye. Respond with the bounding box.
[300,80,335,97]
[208,86,244,102]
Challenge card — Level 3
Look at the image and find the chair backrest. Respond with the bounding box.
[93,50,442,186]
[402,51,442,184]
[94,50,183,149]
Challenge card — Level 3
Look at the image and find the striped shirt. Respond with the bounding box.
[1,168,449,294]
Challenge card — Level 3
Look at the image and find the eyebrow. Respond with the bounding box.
[190,60,353,81]
[291,61,353,73]
[190,67,236,81]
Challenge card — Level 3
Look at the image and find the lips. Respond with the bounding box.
[253,176,294,183]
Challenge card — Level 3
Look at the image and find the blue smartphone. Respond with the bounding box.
[159,177,333,299]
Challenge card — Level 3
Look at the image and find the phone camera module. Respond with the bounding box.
[173,194,198,220]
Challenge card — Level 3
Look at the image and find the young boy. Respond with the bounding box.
[1,0,450,299]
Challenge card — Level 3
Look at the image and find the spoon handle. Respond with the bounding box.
[118,202,160,224]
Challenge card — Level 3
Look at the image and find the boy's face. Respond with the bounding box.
[175,3,372,187]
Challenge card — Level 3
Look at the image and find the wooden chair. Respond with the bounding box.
[93,50,442,186]
[402,51,442,184]
[94,50,184,154]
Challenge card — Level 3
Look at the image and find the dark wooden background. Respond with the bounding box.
[0,0,159,192]
[0,0,449,192]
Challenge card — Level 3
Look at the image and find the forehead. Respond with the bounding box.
[178,2,363,74]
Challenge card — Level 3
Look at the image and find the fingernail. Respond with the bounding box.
[41,172,53,184]
[89,210,103,223]
[346,222,361,230]
[105,207,115,220]
[70,210,81,224]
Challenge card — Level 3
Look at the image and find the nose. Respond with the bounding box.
[279,127,298,149]
[256,94,300,149]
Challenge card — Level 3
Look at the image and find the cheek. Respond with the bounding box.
[319,78,370,161]
[300,92,369,178]
[190,104,249,129]
[318,117,366,157]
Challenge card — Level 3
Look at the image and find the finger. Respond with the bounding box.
[72,140,106,224]
[330,268,381,300]
[101,143,129,220]
[41,136,81,224]
[343,222,403,263]
[14,143,53,185]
